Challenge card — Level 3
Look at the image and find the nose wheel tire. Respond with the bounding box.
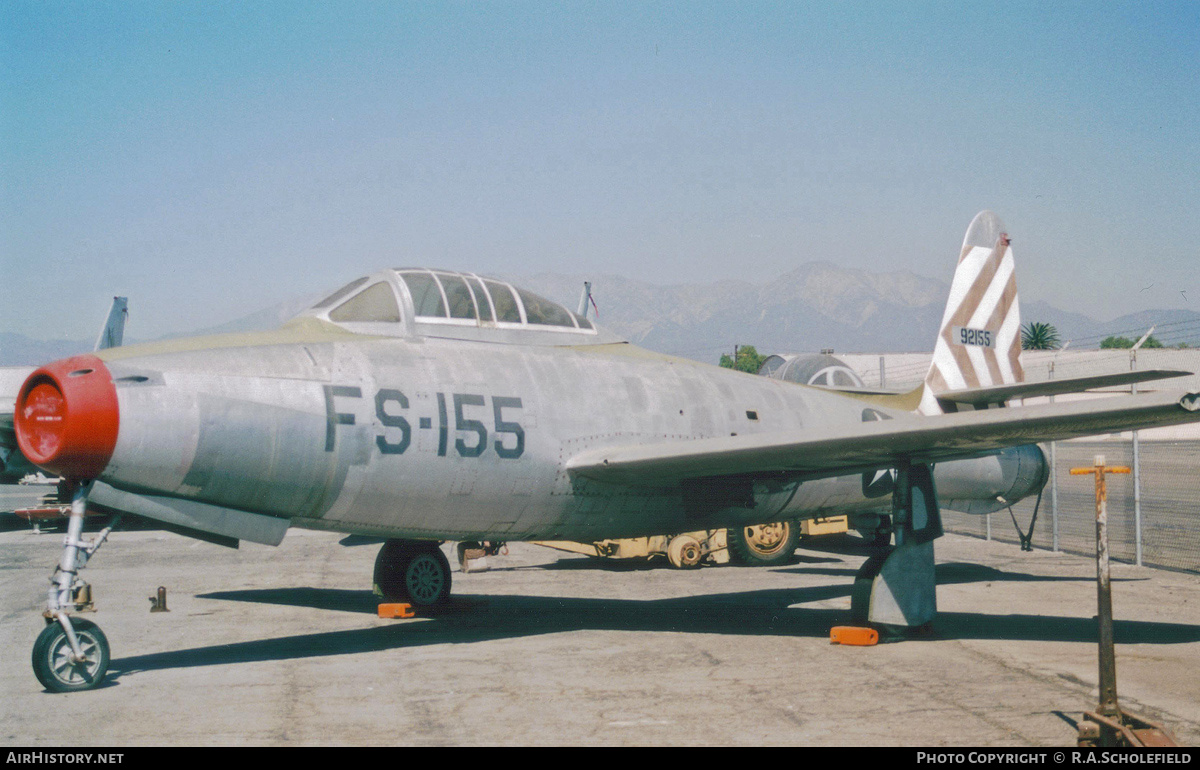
[32,618,110,693]
[374,540,452,609]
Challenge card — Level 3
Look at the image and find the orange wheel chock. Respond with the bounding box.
[378,603,415,619]
[830,626,879,646]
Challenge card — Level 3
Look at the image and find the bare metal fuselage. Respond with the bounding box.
[95,329,1042,543]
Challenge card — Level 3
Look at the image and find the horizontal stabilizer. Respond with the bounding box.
[807,385,908,397]
[936,370,1193,408]
[566,390,1200,487]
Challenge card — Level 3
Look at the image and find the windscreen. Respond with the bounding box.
[312,277,369,310]
[329,282,401,323]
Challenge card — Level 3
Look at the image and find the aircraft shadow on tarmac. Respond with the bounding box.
[534,556,666,573]
[0,516,35,533]
[536,551,1143,587]
[105,583,1200,683]
[934,561,1149,586]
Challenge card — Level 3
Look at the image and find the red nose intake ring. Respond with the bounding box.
[15,354,119,480]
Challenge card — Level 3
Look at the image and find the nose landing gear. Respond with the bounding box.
[32,482,120,693]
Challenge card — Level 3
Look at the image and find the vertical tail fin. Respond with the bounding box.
[919,212,1023,415]
[94,297,128,352]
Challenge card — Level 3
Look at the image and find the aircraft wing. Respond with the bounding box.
[566,389,1200,487]
[0,367,36,481]
[0,412,16,464]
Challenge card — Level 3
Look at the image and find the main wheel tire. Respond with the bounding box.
[727,521,800,567]
[402,549,452,608]
[32,618,110,693]
[374,540,452,608]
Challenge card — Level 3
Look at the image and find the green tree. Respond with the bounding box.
[1021,322,1061,350]
[719,345,768,374]
[1100,335,1163,349]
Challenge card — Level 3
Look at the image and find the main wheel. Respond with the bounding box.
[727,521,800,567]
[32,618,110,693]
[374,540,452,609]
[667,535,703,569]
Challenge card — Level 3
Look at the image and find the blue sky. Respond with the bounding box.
[2,1,1198,340]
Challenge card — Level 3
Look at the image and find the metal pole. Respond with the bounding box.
[1072,456,1131,721]
[1133,429,1142,566]
[1131,350,1142,566]
[1049,359,1059,552]
[1071,453,1178,746]
[1094,455,1119,718]
[1129,331,1154,567]
[1051,440,1059,552]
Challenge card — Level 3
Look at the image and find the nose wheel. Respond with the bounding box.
[32,482,119,692]
[32,618,110,693]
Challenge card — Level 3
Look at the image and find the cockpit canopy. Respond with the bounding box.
[758,353,865,388]
[301,269,620,346]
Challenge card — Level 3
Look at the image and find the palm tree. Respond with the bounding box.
[1021,322,1061,350]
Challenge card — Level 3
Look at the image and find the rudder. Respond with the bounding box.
[919,211,1023,415]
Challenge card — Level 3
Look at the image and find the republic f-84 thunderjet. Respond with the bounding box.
[14,212,1200,691]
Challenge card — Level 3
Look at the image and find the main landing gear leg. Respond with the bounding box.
[32,482,120,692]
[851,540,937,628]
[851,461,942,629]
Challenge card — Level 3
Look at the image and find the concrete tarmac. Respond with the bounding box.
[2,488,1199,747]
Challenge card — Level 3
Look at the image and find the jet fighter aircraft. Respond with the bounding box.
[13,212,1200,692]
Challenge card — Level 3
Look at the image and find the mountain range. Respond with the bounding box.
[3,263,1198,366]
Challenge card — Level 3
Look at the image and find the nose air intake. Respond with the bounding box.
[15,354,119,480]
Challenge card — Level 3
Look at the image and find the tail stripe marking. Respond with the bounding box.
[921,230,1024,415]
[989,275,1021,383]
[936,242,1007,389]
[971,255,1017,385]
